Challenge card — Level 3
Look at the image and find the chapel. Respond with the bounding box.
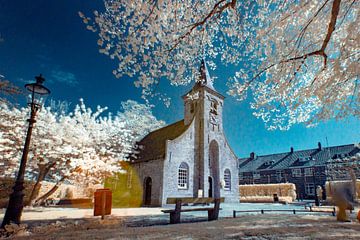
[130,60,239,206]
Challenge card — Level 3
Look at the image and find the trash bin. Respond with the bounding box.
[273,194,279,202]
[94,188,112,219]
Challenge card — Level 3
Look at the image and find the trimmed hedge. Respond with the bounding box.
[239,183,297,203]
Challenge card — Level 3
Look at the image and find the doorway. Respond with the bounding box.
[208,176,213,198]
[144,177,152,206]
[209,140,220,198]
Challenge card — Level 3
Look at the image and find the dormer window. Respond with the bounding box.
[299,156,311,162]
[264,160,275,166]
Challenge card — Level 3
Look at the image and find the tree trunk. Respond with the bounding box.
[27,162,56,206]
[34,176,66,206]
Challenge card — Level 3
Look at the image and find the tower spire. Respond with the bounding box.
[198,58,214,89]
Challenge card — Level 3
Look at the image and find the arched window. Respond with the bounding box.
[224,169,231,190]
[178,162,189,189]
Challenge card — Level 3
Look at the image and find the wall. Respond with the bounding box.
[201,89,240,202]
[239,166,327,200]
[162,119,195,205]
[132,159,164,206]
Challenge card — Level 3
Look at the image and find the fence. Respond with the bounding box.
[232,207,336,218]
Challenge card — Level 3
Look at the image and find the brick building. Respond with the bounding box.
[238,143,360,199]
[129,60,239,206]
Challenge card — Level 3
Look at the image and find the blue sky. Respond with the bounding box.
[0,1,359,158]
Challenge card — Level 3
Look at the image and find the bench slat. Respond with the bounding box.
[162,208,216,213]
[163,198,222,224]
[166,197,225,204]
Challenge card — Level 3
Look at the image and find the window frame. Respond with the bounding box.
[238,172,244,181]
[253,172,261,180]
[276,170,283,182]
[292,168,302,177]
[305,183,315,196]
[304,167,314,176]
[178,162,189,189]
[224,169,231,190]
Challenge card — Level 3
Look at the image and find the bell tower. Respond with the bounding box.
[183,59,224,127]
[182,59,225,197]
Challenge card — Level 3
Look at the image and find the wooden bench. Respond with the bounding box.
[55,198,93,208]
[161,197,224,224]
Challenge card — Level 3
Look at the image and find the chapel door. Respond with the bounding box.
[208,176,213,198]
[144,177,152,206]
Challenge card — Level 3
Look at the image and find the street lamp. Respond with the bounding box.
[1,74,50,227]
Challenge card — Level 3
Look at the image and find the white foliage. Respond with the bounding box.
[81,0,359,130]
[0,99,164,186]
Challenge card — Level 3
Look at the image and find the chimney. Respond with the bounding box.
[250,152,255,160]
[318,142,322,150]
[290,147,294,153]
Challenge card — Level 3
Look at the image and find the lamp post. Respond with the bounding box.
[312,164,320,206]
[1,74,50,228]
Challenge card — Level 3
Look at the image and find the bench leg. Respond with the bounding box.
[170,199,182,224]
[208,209,218,221]
[208,199,220,221]
[170,212,180,224]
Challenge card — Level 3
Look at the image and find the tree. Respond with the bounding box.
[80,0,359,130]
[0,103,28,178]
[0,75,21,103]
[326,148,360,202]
[0,99,165,204]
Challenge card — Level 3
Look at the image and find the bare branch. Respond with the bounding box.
[168,0,236,52]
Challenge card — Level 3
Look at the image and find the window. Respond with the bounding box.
[210,100,218,115]
[224,169,231,190]
[253,172,261,179]
[304,168,313,176]
[292,169,302,177]
[299,156,311,162]
[178,162,189,189]
[264,161,275,167]
[238,172,243,181]
[305,183,315,196]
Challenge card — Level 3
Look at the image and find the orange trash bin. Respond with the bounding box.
[94,188,112,219]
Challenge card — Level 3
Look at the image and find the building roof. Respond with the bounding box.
[239,143,360,172]
[130,120,188,162]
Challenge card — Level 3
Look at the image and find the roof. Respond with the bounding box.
[130,120,188,162]
[239,144,360,172]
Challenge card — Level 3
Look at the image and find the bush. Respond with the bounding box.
[239,183,297,203]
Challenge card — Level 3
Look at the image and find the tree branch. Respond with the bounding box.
[168,0,236,52]
[320,0,341,52]
[252,0,342,86]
